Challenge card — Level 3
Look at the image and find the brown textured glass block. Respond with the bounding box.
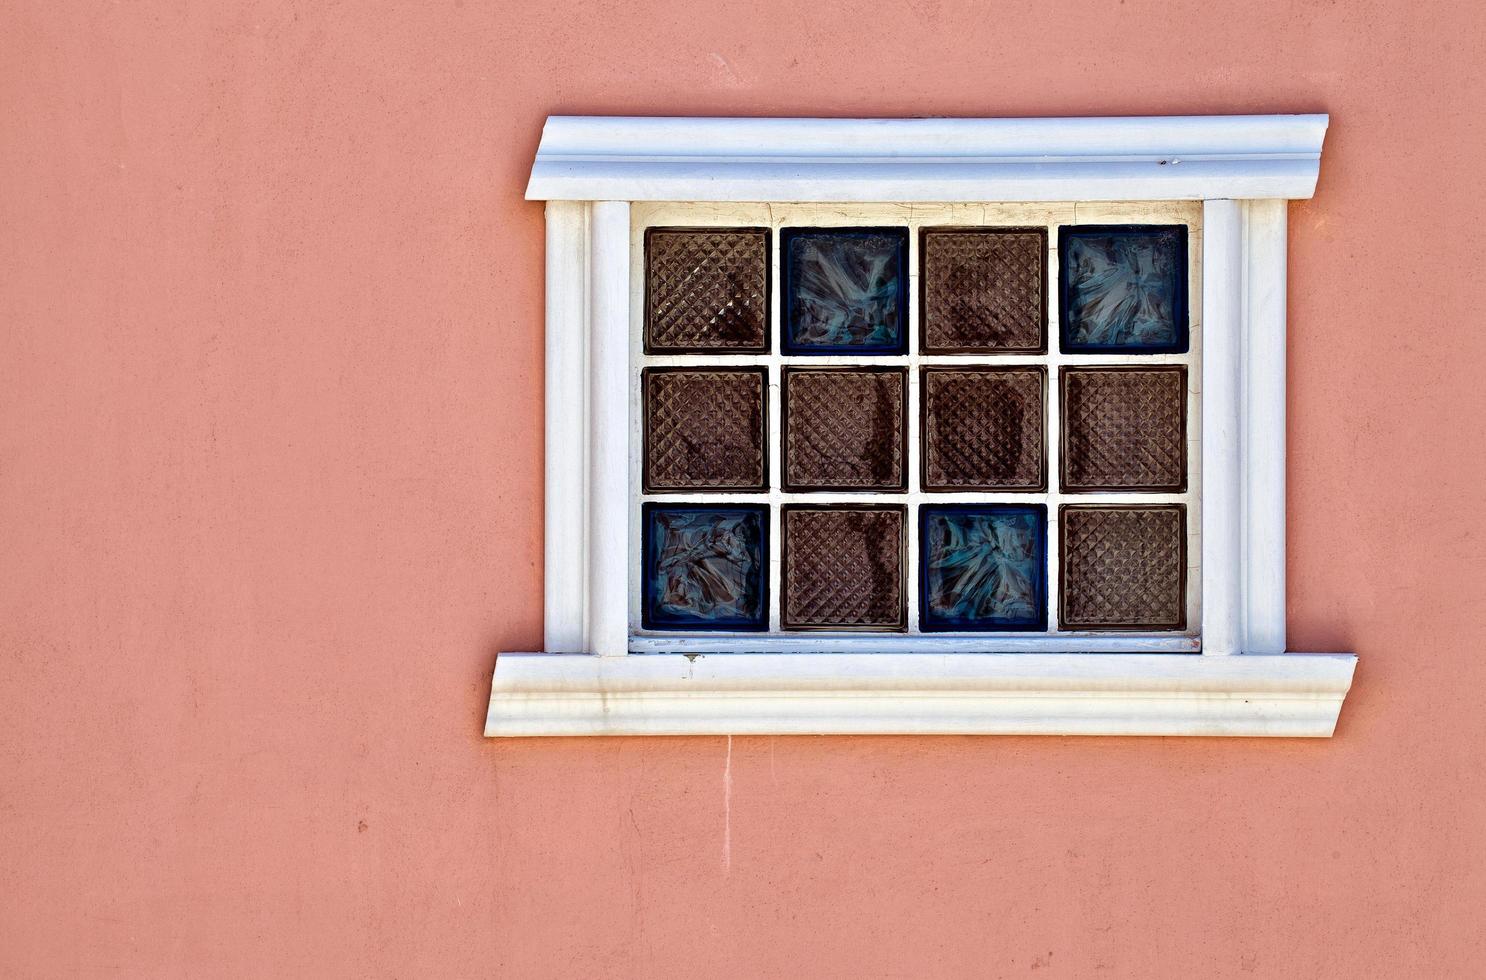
[1060,505,1186,630]
[920,227,1046,353]
[1061,366,1187,493]
[783,368,906,491]
[922,367,1046,491]
[783,506,906,630]
[643,368,767,492]
[644,227,770,352]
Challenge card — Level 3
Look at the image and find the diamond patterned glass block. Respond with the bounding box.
[783,506,905,630]
[1059,225,1189,353]
[642,504,768,631]
[922,367,1046,491]
[1061,367,1187,493]
[920,505,1047,631]
[645,227,770,353]
[920,227,1046,353]
[782,227,908,354]
[1060,505,1186,631]
[643,368,767,492]
[783,368,906,491]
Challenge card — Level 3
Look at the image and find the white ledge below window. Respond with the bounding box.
[485,653,1357,738]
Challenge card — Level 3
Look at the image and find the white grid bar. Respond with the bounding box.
[628,634,1198,654]
[644,353,1192,367]
[904,227,921,632]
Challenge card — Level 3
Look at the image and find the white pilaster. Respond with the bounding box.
[1202,200,1243,654]
[542,201,590,652]
[587,202,632,656]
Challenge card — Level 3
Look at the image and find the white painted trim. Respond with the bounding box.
[1202,201,1243,654]
[630,634,1197,654]
[542,202,589,652]
[588,202,631,657]
[486,652,1357,737]
[505,116,1350,737]
[526,115,1329,203]
[1243,200,1288,654]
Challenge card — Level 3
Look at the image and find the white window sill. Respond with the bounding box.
[485,651,1356,738]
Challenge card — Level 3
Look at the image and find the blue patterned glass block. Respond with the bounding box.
[920,505,1047,631]
[1059,225,1189,353]
[782,228,908,354]
[642,504,768,631]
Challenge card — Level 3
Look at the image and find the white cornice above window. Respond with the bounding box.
[525,114,1329,202]
[487,114,1356,739]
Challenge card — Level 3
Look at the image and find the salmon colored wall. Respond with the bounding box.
[3,1,1484,976]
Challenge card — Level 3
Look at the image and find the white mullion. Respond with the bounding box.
[904,215,921,633]
[766,220,783,632]
[934,353,1197,365]
[1044,219,1063,634]
[644,353,770,367]
[628,634,1198,653]
[590,201,632,657]
[666,490,1162,506]
[1052,353,1190,366]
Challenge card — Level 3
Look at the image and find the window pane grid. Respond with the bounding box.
[629,203,1201,643]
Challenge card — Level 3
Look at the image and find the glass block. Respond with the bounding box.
[642,504,768,631]
[644,227,770,353]
[920,505,1047,631]
[1059,225,1189,353]
[920,227,1046,353]
[782,227,908,354]
[922,367,1046,491]
[783,506,905,630]
[1060,505,1186,631]
[643,368,767,492]
[783,368,906,491]
[1061,366,1186,493]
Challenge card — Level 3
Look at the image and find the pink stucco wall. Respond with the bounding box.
[3,1,1484,976]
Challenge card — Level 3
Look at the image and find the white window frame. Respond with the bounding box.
[486,114,1356,738]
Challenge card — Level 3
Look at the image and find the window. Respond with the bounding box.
[631,204,1200,648]
[488,115,1356,737]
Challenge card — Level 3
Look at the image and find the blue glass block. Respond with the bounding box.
[642,504,768,631]
[1059,225,1189,353]
[920,505,1047,631]
[782,228,908,354]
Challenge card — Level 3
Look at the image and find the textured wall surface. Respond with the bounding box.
[3,2,1484,976]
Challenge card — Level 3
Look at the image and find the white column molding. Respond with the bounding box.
[1202,200,1244,655]
[1243,200,1289,654]
[542,202,589,653]
[587,201,632,657]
